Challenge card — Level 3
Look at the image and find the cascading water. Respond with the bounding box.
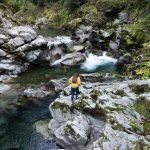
[80,51,117,72]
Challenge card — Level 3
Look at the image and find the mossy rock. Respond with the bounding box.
[74,97,106,118]
[51,101,72,113]
[64,124,76,136]
[129,84,150,95]
[113,89,127,97]
[129,120,140,132]
[90,89,102,101]
[134,96,150,120]
[143,122,150,135]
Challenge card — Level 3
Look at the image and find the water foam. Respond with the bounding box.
[80,52,117,72]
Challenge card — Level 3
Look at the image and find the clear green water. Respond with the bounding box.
[14,65,121,86]
[14,66,83,86]
[0,100,58,150]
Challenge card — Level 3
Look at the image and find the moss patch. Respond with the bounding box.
[64,124,76,136]
[129,84,150,95]
[144,122,150,135]
[113,89,127,97]
[134,96,150,120]
[90,89,102,101]
[51,101,72,113]
[129,120,140,132]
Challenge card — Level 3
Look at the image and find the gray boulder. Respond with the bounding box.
[47,78,67,92]
[48,36,74,49]
[0,61,29,75]
[25,49,42,62]
[0,12,12,28]
[70,45,85,52]
[61,52,86,66]
[0,84,11,94]
[7,37,25,49]
[35,17,49,29]
[0,34,10,42]
[75,25,92,43]
[31,36,47,47]
[24,88,50,99]
[117,53,132,66]
[8,26,37,37]
[109,40,120,50]
[0,49,7,56]
[0,39,4,45]
[19,32,36,42]
[15,43,33,52]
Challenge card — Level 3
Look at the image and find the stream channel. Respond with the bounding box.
[0,29,120,150]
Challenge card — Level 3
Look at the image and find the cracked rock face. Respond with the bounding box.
[48,77,150,150]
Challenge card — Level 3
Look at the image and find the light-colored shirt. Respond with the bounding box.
[69,76,80,88]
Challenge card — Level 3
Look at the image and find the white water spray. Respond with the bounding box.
[80,52,117,72]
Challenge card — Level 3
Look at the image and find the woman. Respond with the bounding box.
[69,73,81,101]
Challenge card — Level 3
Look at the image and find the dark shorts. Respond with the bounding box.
[71,87,80,95]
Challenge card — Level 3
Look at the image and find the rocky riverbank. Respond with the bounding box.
[0,1,150,149]
[0,8,136,82]
[47,75,150,150]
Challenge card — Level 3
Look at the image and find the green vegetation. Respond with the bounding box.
[123,1,150,78]
[64,124,76,136]
[134,96,150,120]
[51,101,72,113]
[4,0,35,12]
[113,89,127,97]
[90,89,102,100]
[135,43,150,79]
[129,120,140,132]
[144,122,150,134]
[129,84,150,95]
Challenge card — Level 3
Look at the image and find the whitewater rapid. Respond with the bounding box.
[80,52,117,72]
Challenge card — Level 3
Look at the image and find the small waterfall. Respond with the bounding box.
[80,52,117,72]
[102,51,107,56]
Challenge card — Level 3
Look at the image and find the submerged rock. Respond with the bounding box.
[34,120,52,140]
[0,84,11,94]
[24,88,51,100]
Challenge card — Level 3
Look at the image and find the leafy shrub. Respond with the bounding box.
[136,66,150,79]
[5,0,25,11]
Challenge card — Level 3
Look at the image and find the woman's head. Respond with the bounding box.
[72,73,80,83]
[73,73,80,77]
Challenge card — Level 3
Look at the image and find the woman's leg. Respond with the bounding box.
[71,88,74,101]
[75,87,79,99]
